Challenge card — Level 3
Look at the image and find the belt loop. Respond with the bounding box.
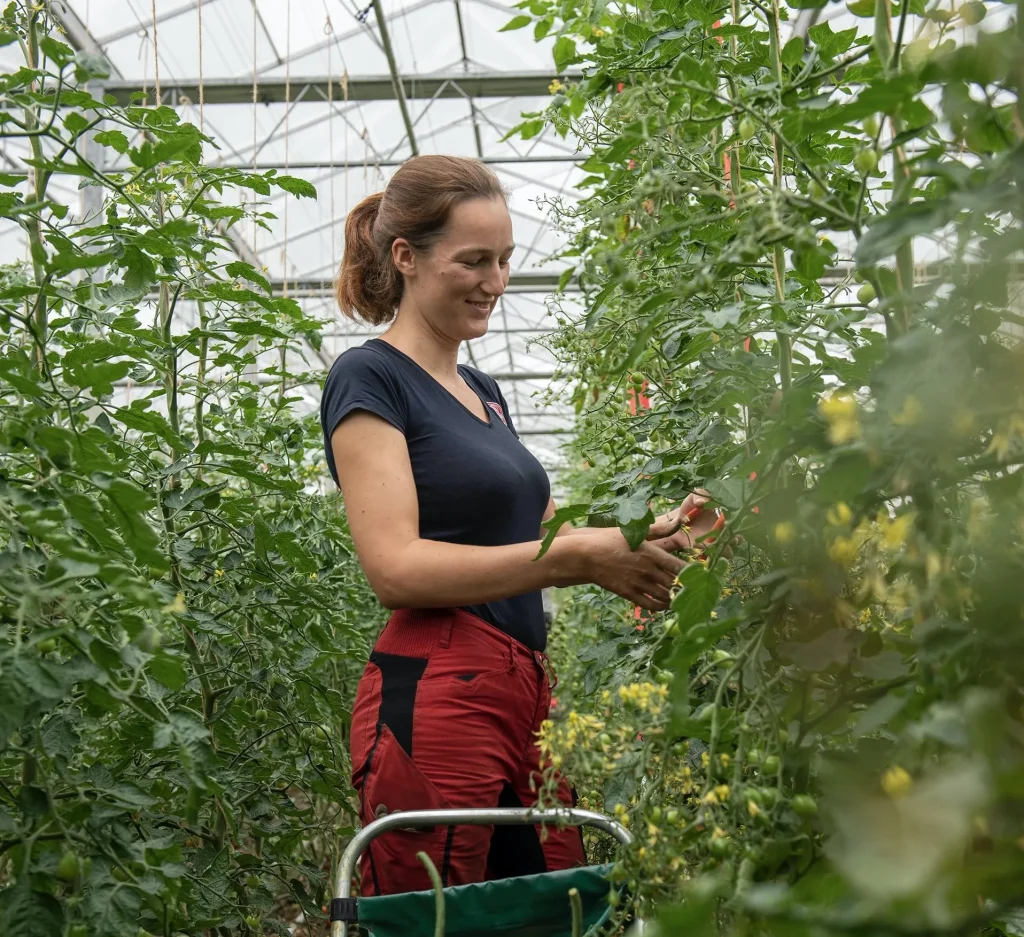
[439,610,453,649]
[508,636,517,673]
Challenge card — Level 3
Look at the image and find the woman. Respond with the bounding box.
[320,155,720,897]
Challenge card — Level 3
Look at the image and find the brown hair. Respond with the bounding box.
[336,155,509,325]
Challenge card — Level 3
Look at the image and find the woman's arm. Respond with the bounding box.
[331,412,683,611]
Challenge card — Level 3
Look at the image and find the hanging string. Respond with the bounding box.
[343,70,349,220]
[282,0,291,299]
[326,14,336,268]
[251,0,258,173]
[197,0,204,133]
[150,0,160,104]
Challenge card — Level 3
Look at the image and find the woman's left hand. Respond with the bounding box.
[646,489,725,555]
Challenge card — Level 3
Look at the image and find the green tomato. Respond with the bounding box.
[648,806,662,824]
[245,874,260,889]
[862,114,880,138]
[622,272,639,293]
[654,668,673,686]
[738,117,756,141]
[762,755,780,775]
[791,794,818,817]
[69,926,89,937]
[854,148,878,175]
[758,786,780,807]
[598,732,613,748]
[56,850,81,882]
[244,916,261,931]
[709,835,732,858]
[631,372,646,387]
[745,748,762,767]
[601,443,613,456]
[111,866,130,882]
[37,638,57,655]
[857,283,877,304]
[958,0,986,24]
[712,649,733,666]
[665,808,680,825]
[808,179,827,200]
[254,709,269,726]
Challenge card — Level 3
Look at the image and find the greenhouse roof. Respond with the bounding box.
[46,0,591,474]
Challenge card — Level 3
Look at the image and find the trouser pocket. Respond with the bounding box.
[360,724,453,896]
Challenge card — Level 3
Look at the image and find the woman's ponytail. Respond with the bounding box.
[336,191,401,326]
[334,155,508,326]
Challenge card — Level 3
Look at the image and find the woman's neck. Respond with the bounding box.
[378,310,462,382]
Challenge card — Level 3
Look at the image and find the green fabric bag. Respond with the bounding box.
[355,863,615,937]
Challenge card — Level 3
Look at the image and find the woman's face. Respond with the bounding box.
[392,196,514,341]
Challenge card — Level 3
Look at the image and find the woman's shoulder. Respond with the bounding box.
[325,340,400,384]
[458,361,501,397]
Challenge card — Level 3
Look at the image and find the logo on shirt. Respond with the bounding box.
[485,401,508,427]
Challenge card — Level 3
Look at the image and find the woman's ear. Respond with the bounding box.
[392,237,416,277]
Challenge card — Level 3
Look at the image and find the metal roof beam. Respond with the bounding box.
[170,155,583,170]
[99,72,584,106]
[96,0,211,46]
[50,2,123,78]
[264,274,576,295]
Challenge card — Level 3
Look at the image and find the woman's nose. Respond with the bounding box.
[479,261,507,297]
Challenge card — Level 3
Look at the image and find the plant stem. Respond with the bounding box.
[767,0,792,392]
[417,851,446,937]
[569,887,584,937]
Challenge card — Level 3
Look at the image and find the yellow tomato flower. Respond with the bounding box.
[892,394,923,426]
[214,568,225,578]
[827,534,861,566]
[881,765,912,798]
[548,78,564,94]
[819,391,861,445]
[712,826,728,840]
[773,521,795,544]
[827,502,853,527]
[747,799,761,818]
[163,592,186,614]
[878,512,914,551]
[714,784,730,802]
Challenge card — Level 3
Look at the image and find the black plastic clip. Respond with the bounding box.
[330,897,359,923]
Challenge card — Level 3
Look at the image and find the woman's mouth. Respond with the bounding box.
[466,300,492,313]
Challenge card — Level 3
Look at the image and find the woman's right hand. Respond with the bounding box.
[579,528,686,611]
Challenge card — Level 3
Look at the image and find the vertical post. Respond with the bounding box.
[81,81,106,226]
[371,0,418,156]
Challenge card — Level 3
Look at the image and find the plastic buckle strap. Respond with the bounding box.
[330,897,359,923]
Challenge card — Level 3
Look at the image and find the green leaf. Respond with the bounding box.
[856,200,953,265]
[94,129,129,154]
[47,250,118,273]
[273,174,317,199]
[553,35,578,70]
[101,478,167,572]
[500,14,532,30]
[620,508,655,549]
[226,260,271,293]
[670,563,722,633]
[148,653,190,691]
[781,36,806,67]
[0,884,64,937]
[538,503,592,557]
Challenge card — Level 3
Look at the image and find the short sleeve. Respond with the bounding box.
[320,348,408,486]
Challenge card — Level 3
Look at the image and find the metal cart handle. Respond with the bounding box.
[331,806,633,937]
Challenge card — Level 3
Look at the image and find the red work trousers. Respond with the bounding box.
[349,607,585,896]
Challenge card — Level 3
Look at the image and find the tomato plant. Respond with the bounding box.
[0,5,378,934]
[512,0,1024,931]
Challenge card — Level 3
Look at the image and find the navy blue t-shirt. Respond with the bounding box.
[319,338,551,651]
